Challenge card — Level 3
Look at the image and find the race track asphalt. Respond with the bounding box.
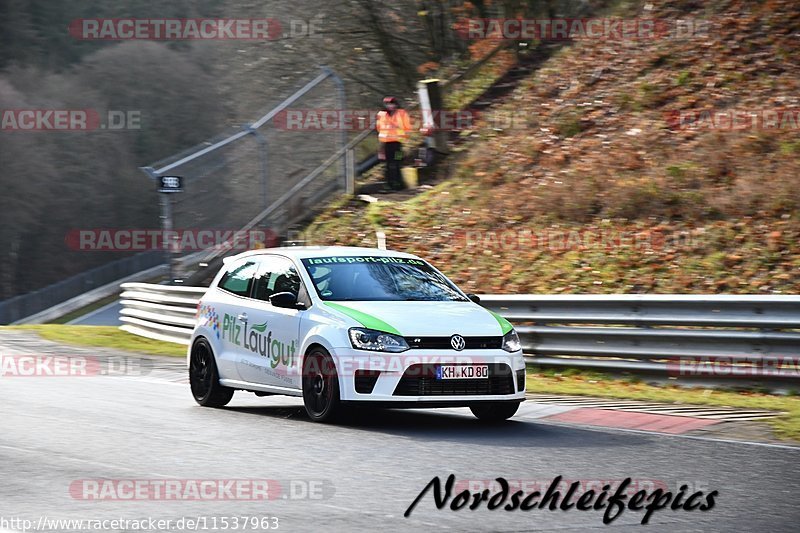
[1,332,798,532]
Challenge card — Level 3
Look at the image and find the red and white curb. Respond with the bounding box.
[516,394,782,435]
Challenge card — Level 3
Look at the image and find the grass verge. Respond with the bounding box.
[527,366,800,442]
[5,325,186,357]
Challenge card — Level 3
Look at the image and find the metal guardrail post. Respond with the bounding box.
[322,66,348,190]
[248,127,269,208]
[346,148,356,195]
[141,166,178,283]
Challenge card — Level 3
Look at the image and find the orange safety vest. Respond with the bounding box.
[377,109,412,143]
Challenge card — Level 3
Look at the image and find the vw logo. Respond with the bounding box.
[450,334,466,351]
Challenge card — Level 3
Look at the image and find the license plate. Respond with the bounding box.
[436,365,489,380]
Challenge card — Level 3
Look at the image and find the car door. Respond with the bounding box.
[212,257,260,381]
[234,254,303,389]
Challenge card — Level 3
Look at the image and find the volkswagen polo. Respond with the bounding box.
[189,246,526,422]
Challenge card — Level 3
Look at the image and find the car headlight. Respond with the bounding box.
[502,329,522,352]
[348,328,410,353]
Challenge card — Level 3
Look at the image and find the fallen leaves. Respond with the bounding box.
[303,0,799,295]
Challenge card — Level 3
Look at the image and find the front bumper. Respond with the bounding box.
[332,349,526,402]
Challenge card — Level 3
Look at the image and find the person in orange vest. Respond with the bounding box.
[377,96,412,190]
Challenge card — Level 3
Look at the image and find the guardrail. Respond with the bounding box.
[119,285,800,383]
[479,295,800,383]
[119,283,206,345]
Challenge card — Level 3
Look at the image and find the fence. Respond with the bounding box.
[3,47,522,324]
[0,252,164,325]
[171,45,524,284]
[3,20,599,327]
[118,285,800,385]
[142,41,529,285]
[141,68,349,278]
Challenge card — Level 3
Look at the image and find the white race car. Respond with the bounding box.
[189,246,526,422]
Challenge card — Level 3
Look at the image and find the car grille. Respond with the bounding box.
[404,336,503,350]
[393,363,514,396]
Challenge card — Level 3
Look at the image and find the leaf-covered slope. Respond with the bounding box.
[304,0,800,294]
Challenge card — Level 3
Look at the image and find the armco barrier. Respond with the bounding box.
[478,294,800,382]
[119,283,206,345]
[119,285,800,382]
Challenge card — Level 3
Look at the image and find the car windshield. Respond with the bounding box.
[301,255,469,302]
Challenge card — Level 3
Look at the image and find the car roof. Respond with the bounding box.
[223,246,422,263]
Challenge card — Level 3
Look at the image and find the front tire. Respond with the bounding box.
[470,401,520,422]
[302,349,343,423]
[189,338,234,407]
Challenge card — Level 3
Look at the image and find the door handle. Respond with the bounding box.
[237,313,248,322]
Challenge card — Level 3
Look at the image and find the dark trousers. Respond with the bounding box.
[383,141,404,190]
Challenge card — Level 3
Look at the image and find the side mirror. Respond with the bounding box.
[467,293,481,303]
[270,291,302,309]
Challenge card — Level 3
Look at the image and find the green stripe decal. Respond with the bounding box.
[488,309,514,335]
[323,302,402,336]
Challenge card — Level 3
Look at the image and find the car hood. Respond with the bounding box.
[322,300,512,337]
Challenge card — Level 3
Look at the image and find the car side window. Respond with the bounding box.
[218,260,258,297]
[253,256,302,302]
